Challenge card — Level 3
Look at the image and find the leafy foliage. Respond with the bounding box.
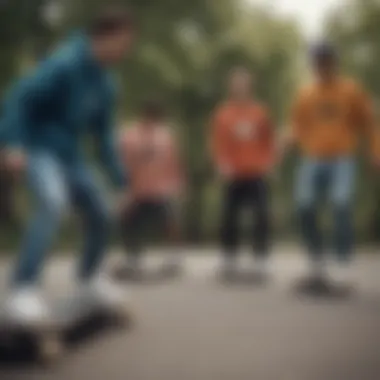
[0,0,302,242]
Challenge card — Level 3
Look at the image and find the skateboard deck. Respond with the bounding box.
[113,261,183,283]
[0,313,61,365]
[293,276,354,299]
[0,296,133,365]
[218,268,268,286]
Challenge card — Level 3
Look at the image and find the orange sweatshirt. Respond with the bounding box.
[291,77,380,159]
[211,101,275,179]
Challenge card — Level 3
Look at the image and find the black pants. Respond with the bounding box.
[221,178,270,258]
[0,164,17,227]
[120,200,177,261]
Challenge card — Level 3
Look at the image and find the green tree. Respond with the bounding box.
[0,0,303,245]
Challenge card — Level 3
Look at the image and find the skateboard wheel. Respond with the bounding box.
[38,334,63,364]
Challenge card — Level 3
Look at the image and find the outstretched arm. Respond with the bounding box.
[210,109,232,178]
[1,57,69,149]
[352,85,380,164]
[93,91,127,189]
[0,57,69,173]
[261,109,277,170]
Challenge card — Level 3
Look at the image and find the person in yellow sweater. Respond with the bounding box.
[288,43,380,292]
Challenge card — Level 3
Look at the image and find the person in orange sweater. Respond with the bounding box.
[211,67,276,279]
[288,43,380,291]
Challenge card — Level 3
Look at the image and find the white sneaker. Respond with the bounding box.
[3,287,50,326]
[309,259,327,280]
[332,262,355,288]
[256,257,269,278]
[80,275,127,311]
[220,257,237,278]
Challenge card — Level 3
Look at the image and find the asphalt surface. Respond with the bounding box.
[0,248,380,380]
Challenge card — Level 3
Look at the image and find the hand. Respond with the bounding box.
[4,149,26,174]
[114,191,134,217]
[372,157,380,170]
[278,131,295,160]
[267,165,280,184]
[218,164,233,181]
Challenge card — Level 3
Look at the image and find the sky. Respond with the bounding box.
[247,0,345,40]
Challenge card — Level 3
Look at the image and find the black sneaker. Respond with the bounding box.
[218,261,238,283]
[295,275,334,297]
[160,260,182,278]
[113,262,142,281]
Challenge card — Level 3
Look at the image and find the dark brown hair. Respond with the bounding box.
[88,6,135,37]
[229,66,252,79]
[140,98,166,121]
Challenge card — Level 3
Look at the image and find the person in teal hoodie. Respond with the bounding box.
[1,6,135,324]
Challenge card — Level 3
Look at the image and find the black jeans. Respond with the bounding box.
[0,164,17,227]
[220,177,271,258]
[120,200,177,261]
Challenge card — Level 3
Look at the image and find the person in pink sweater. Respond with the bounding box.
[117,99,185,277]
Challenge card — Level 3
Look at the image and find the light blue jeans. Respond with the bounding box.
[13,151,111,286]
[295,156,355,263]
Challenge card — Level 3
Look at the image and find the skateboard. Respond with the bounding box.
[113,260,183,283]
[0,296,133,365]
[293,276,354,299]
[0,314,62,365]
[218,267,269,286]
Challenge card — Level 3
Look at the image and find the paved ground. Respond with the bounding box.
[0,248,380,380]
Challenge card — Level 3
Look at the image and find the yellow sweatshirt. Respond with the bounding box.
[291,77,380,159]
